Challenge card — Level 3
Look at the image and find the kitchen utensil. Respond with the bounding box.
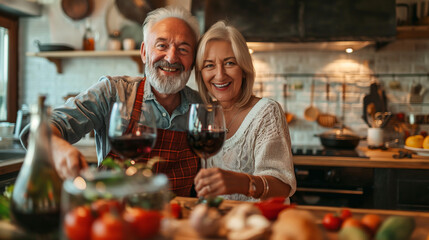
[61,0,93,21]
[283,83,294,124]
[315,127,364,149]
[34,40,74,52]
[317,81,337,128]
[362,82,387,126]
[304,79,320,122]
[374,112,393,128]
[409,82,427,103]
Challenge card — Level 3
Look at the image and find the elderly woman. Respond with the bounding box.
[193,21,296,201]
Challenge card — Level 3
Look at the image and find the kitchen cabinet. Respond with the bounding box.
[26,50,143,74]
[199,0,396,42]
[374,168,429,211]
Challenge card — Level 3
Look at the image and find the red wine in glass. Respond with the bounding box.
[108,102,157,162]
[187,104,226,169]
[109,133,156,159]
[187,130,225,160]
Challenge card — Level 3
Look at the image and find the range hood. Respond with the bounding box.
[193,0,395,52]
[0,0,42,17]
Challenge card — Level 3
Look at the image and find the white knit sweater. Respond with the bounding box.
[206,98,297,201]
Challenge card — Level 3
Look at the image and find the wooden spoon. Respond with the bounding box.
[317,82,337,128]
[304,79,320,121]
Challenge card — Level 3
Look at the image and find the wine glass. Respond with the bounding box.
[108,102,157,163]
[187,103,226,169]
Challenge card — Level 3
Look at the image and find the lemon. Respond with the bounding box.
[405,135,424,148]
[423,136,429,149]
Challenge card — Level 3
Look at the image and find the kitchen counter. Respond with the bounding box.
[293,147,429,169]
[173,197,429,240]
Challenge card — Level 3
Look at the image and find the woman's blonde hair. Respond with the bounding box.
[195,21,255,108]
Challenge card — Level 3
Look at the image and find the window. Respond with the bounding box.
[0,13,18,123]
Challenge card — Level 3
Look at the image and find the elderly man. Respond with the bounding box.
[22,6,202,196]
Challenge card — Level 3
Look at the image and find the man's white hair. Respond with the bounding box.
[142,6,200,44]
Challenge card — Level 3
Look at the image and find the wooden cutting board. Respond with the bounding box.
[362,83,387,127]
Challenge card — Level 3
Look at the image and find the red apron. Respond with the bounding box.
[105,79,200,197]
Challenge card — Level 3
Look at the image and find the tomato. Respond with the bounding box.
[264,197,286,204]
[64,205,94,240]
[254,202,292,220]
[123,207,162,239]
[170,202,182,219]
[91,213,125,240]
[421,131,428,138]
[91,199,124,216]
[340,209,352,222]
[360,214,381,235]
[322,213,342,231]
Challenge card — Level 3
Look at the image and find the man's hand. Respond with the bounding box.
[51,135,88,179]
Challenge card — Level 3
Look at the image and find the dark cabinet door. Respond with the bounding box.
[198,0,396,42]
[204,0,300,42]
[303,0,396,41]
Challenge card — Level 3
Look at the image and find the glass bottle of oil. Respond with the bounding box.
[11,95,62,236]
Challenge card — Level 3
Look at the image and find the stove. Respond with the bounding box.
[291,145,368,158]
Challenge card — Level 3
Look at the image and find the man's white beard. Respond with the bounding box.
[145,58,191,94]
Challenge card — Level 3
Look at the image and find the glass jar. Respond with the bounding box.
[61,168,170,240]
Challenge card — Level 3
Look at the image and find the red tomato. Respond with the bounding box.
[322,213,342,231]
[264,197,286,204]
[170,202,182,219]
[91,199,124,216]
[123,207,162,239]
[91,213,125,240]
[420,131,428,138]
[64,205,94,240]
[340,209,352,222]
[254,202,292,220]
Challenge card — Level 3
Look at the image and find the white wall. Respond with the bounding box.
[18,0,429,145]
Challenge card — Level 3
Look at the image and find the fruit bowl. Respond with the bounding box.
[404,146,429,156]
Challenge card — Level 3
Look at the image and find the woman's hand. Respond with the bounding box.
[194,168,247,198]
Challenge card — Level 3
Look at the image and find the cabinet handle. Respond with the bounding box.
[297,187,364,195]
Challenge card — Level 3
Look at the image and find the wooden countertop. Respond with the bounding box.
[293,147,429,169]
[174,197,429,240]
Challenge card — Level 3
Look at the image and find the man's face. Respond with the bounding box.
[142,18,197,94]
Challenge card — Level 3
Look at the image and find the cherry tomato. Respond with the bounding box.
[322,213,342,231]
[91,213,125,240]
[64,205,94,240]
[170,202,182,219]
[360,214,381,235]
[421,131,428,138]
[91,199,124,216]
[123,207,162,239]
[340,209,352,222]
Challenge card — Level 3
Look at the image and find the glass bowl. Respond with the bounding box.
[61,168,170,240]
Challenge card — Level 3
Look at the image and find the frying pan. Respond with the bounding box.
[35,40,74,52]
[61,0,94,21]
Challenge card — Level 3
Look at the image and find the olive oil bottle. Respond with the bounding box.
[11,96,62,235]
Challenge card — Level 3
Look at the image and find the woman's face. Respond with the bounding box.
[201,40,243,105]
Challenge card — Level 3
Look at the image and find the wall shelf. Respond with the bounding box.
[397,25,429,39]
[26,50,143,74]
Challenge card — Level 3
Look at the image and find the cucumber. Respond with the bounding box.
[375,216,415,240]
[339,226,370,240]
